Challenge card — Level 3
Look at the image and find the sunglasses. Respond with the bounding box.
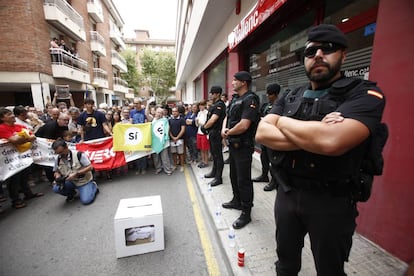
[304,43,342,58]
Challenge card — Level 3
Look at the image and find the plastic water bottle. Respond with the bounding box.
[207,183,212,195]
[215,205,222,223]
[228,227,235,247]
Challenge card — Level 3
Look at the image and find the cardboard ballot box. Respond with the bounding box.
[114,196,164,258]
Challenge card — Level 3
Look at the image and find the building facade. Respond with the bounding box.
[175,0,414,264]
[0,0,130,109]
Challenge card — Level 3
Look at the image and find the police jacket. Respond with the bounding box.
[56,150,93,187]
[270,76,385,180]
[206,99,226,132]
[227,91,260,143]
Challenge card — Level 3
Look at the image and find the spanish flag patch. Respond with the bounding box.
[367,90,383,99]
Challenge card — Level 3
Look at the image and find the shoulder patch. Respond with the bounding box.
[367,90,383,99]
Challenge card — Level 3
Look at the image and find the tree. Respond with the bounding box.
[121,49,140,94]
[140,48,176,104]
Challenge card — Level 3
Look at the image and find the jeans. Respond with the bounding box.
[53,180,98,205]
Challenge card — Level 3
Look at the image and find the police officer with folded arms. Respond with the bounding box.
[256,24,386,275]
[202,86,226,186]
[252,83,281,191]
[222,71,260,229]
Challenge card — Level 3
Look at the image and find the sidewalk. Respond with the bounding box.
[190,152,408,276]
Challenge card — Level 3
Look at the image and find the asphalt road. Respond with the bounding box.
[0,166,230,276]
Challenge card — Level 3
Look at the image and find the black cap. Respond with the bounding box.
[266,83,281,95]
[307,24,348,48]
[234,71,252,82]
[209,86,222,94]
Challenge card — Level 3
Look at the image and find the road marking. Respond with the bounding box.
[184,167,221,276]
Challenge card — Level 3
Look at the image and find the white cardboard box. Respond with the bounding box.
[114,195,164,258]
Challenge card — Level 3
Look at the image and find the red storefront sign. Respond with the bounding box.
[228,0,287,51]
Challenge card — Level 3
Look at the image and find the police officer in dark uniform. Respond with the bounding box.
[202,86,226,186]
[256,24,386,275]
[222,71,260,229]
[252,83,281,191]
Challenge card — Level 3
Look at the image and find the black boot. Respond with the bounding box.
[204,171,216,178]
[263,180,277,191]
[252,175,269,182]
[232,209,251,229]
[222,198,242,210]
[209,178,222,187]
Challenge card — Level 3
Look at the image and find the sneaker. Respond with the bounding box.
[155,169,162,175]
[180,166,184,172]
[141,170,146,175]
[66,193,75,202]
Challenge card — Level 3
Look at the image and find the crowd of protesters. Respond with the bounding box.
[0,92,233,212]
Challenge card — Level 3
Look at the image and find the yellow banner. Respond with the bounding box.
[112,123,152,151]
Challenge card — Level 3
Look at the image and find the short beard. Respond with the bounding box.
[306,59,342,84]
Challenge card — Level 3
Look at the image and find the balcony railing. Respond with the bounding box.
[111,50,127,73]
[109,21,126,50]
[93,68,109,88]
[50,48,90,83]
[44,0,86,41]
[90,31,106,56]
[87,0,104,23]
[113,77,129,93]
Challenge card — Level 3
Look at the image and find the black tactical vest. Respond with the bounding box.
[276,78,371,180]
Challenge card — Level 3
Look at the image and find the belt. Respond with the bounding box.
[288,175,353,196]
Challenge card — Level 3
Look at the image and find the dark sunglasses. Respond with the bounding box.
[304,43,342,58]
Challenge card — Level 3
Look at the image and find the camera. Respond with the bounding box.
[54,176,67,189]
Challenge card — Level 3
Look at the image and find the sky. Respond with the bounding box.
[112,0,178,40]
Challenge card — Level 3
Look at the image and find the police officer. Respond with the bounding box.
[251,83,280,191]
[222,71,260,229]
[202,86,226,186]
[256,24,385,275]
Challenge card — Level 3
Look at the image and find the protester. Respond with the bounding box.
[51,138,99,204]
[184,103,199,164]
[169,107,186,172]
[78,98,112,142]
[0,108,44,209]
[152,107,173,175]
[195,100,209,168]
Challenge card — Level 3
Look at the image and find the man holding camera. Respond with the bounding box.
[51,138,99,204]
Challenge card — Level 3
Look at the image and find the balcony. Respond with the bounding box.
[50,48,90,83]
[109,23,126,50]
[92,68,109,89]
[43,0,86,41]
[111,50,127,73]
[87,0,104,23]
[90,31,106,56]
[113,77,129,94]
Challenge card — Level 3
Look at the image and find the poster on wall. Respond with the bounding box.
[55,85,70,99]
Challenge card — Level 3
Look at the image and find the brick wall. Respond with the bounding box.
[0,0,52,74]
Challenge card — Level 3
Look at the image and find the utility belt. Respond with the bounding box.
[287,174,353,197]
[228,137,253,149]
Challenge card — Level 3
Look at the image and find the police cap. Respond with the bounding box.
[307,24,348,48]
[266,83,281,95]
[234,71,252,82]
[209,86,222,94]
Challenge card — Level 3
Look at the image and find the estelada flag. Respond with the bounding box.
[112,122,152,151]
[76,137,126,171]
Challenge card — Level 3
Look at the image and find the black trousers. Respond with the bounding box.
[259,144,270,176]
[208,131,224,179]
[7,167,33,203]
[228,143,254,208]
[274,186,357,276]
